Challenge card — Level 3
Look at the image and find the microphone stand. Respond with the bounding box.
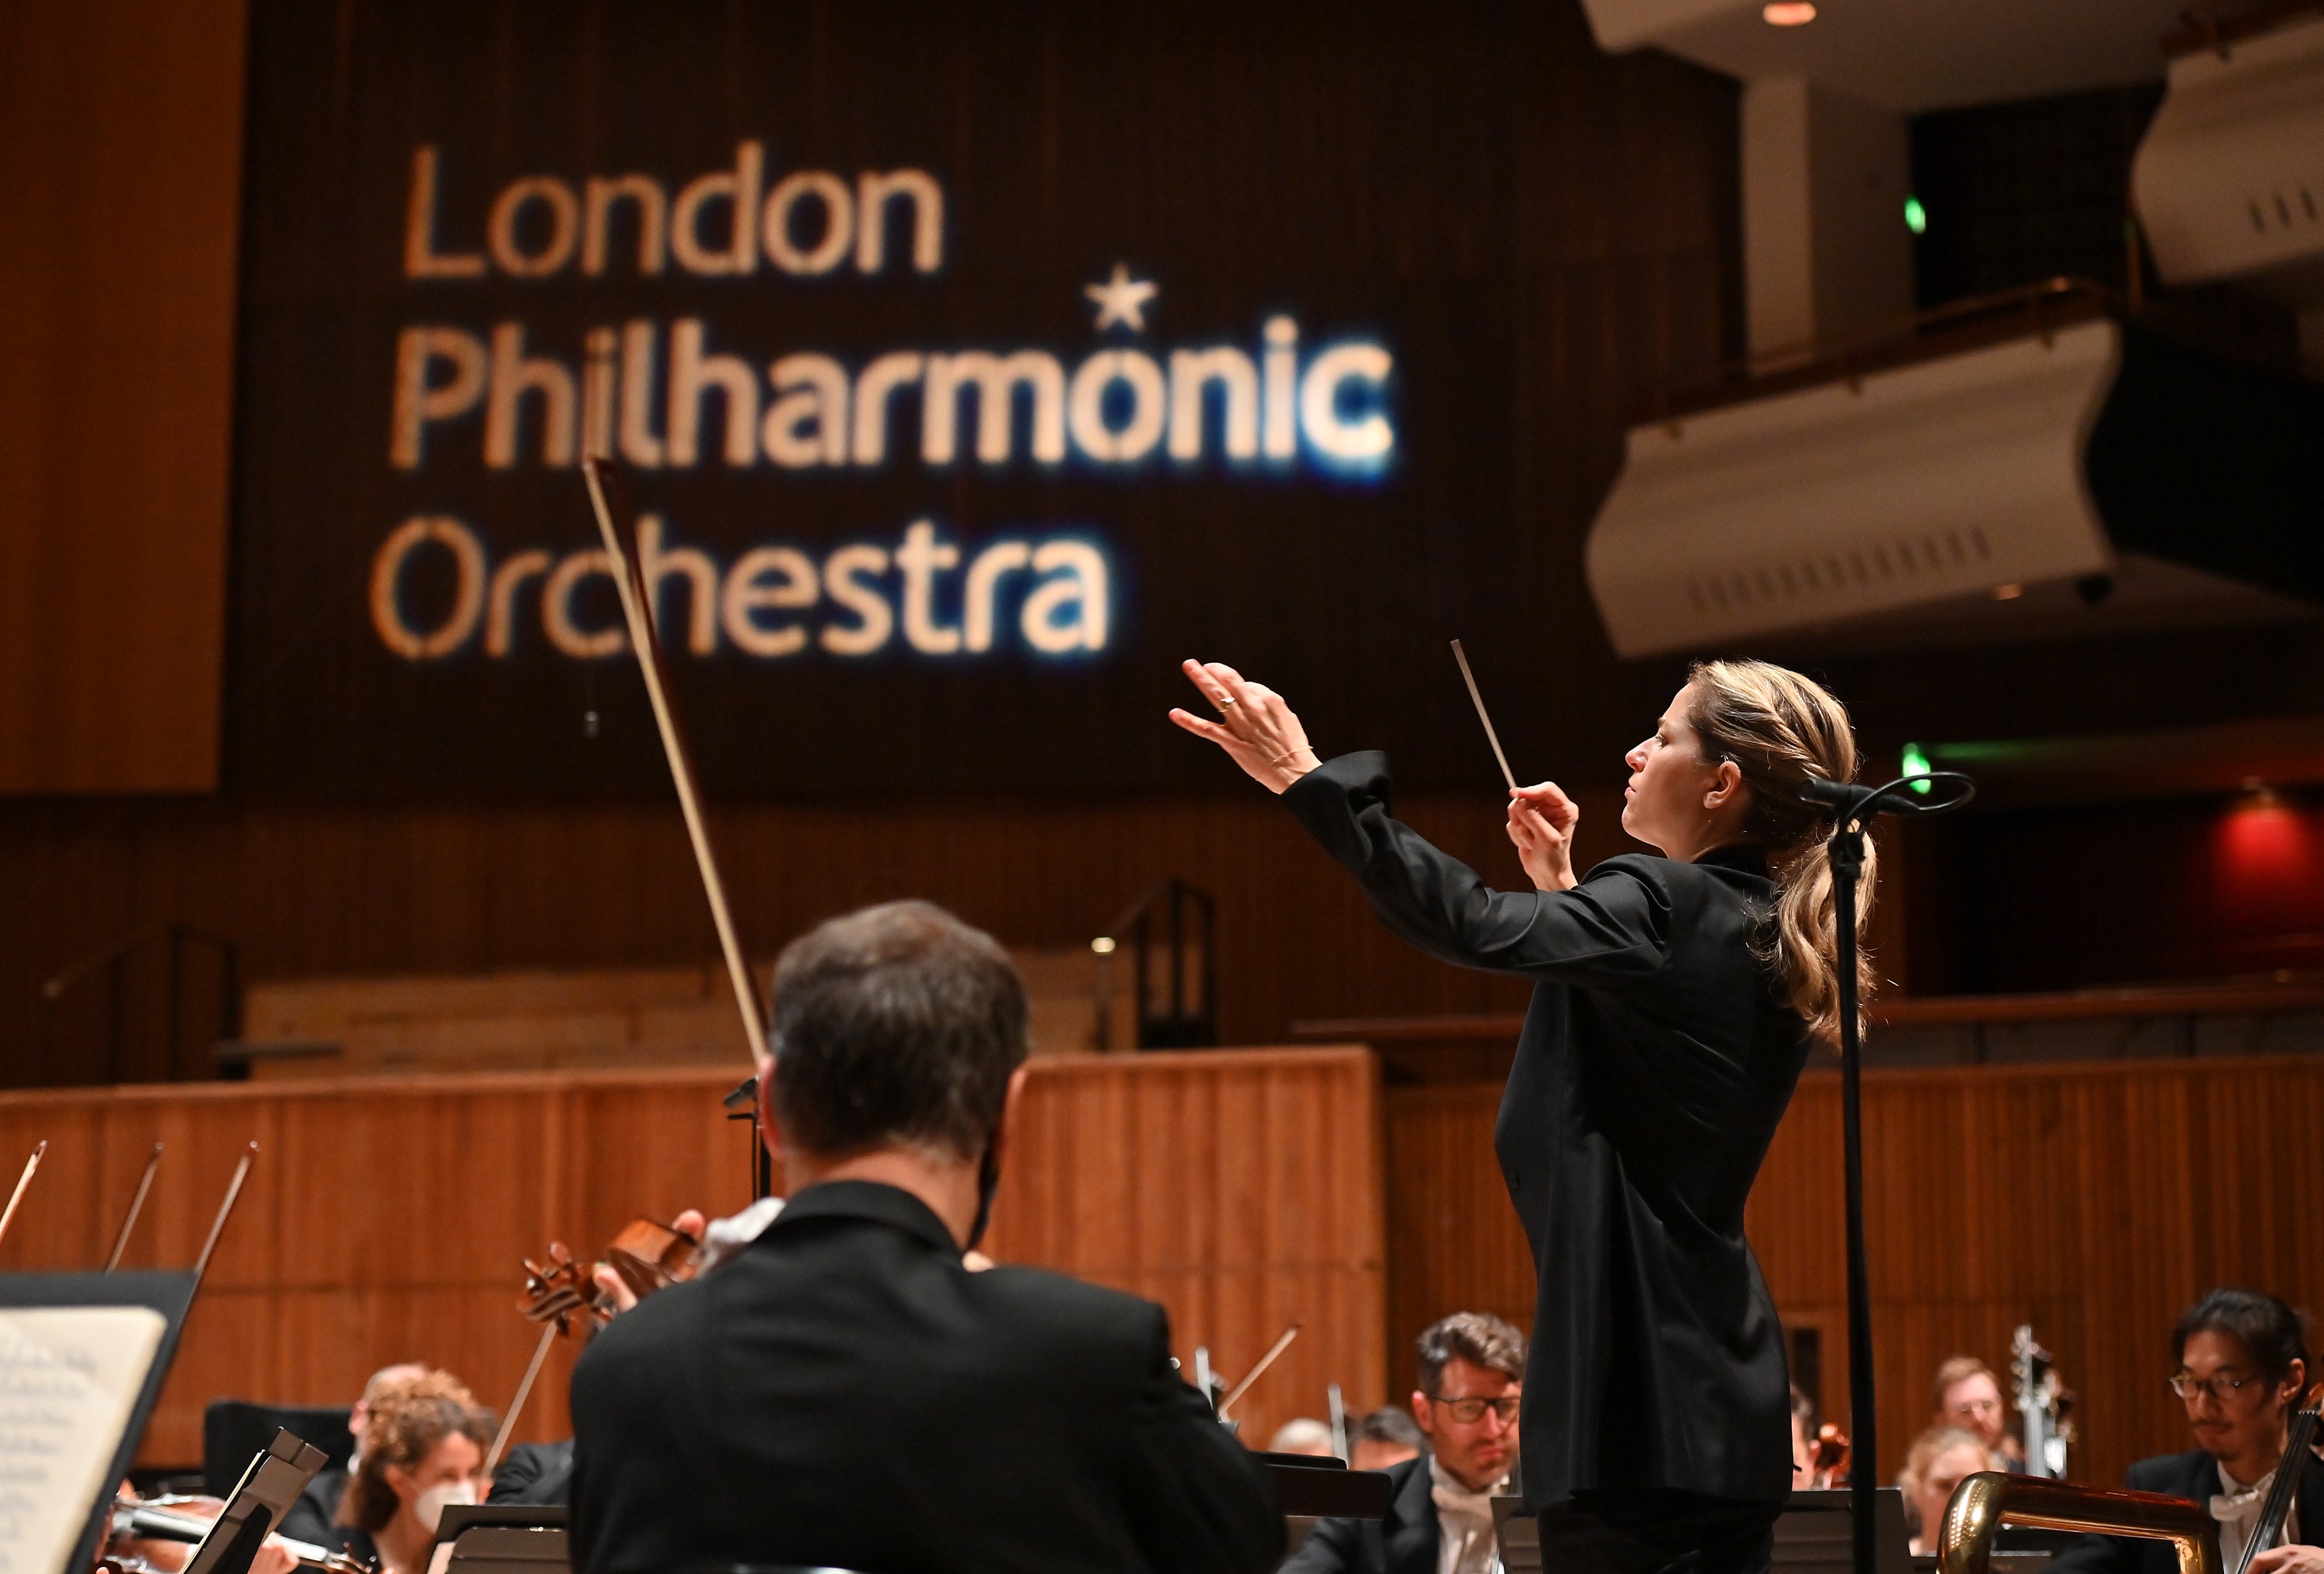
[1800,770,1976,1574]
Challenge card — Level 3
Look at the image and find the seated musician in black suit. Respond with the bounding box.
[485,1438,572,1507]
[1284,1311,1525,1574]
[2053,1288,2322,1574]
[568,899,1284,1574]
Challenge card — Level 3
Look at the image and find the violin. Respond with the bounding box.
[479,1215,707,1476]
[518,1216,703,1333]
[1810,1423,1850,1489]
[100,1490,375,1574]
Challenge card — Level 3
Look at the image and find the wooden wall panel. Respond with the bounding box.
[0,1048,1381,1466]
[0,788,1618,1088]
[1386,1057,2324,1491]
[0,0,246,791]
[987,1049,1387,1439]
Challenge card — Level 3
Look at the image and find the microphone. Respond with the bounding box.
[1796,777,1872,809]
[1796,771,1977,819]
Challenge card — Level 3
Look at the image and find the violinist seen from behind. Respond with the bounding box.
[568,899,1283,1574]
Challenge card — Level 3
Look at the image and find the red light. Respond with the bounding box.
[2213,793,2322,947]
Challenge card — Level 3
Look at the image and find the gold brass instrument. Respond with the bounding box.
[1940,1471,2222,1574]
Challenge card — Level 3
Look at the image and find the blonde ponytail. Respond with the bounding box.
[1686,660,1872,1048]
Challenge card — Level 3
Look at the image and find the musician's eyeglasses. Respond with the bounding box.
[1428,1394,1521,1425]
[2169,1372,2256,1402]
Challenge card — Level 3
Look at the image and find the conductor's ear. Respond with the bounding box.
[1705,758,1744,809]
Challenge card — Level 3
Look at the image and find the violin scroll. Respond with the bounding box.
[517,1217,704,1334]
[1810,1422,1850,1489]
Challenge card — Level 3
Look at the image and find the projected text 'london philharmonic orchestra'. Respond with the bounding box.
[372,143,1398,667]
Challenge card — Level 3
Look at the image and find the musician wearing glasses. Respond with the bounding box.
[1284,1312,1525,1574]
[2053,1288,2322,1574]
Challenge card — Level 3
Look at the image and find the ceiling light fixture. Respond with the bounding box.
[1762,2,1817,25]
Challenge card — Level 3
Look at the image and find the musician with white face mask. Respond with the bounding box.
[325,1371,492,1574]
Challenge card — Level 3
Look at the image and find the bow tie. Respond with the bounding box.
[1431,1460,1507,1574]
[2212,1473,2275,1528]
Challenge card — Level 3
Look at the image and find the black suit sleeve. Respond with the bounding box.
[2047,1456,2193,1574]
[488,1440,575,1507]
[1117,1306,1285,1574]
[276,1471,344,1548]
[1279,1514,1367,1573]
[1284,753,1672,985]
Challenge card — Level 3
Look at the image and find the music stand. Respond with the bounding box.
[183,1430,329,1574]
[1772,1488,1913,1574]
[435,1504,571,1574]
[1492,1497,1541,1574]
[1490,1490,1915,1574]
[0,1269,199,1574]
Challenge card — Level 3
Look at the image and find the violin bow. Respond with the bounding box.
[1218,1322,1302,1421]
[0,1140,47,1253]
[105,1142,164,1272]
[581,456,768,1065]
[482,1322,561,1477]
[192,1142,258,1287]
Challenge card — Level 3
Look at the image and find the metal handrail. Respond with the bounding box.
[38,921,241,1084]
[1647,276,2122,423]
[1940,1472,2222,1574]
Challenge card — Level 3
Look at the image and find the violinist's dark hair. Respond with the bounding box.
[1415,1310,1526,1394]
[1357,1404,1426,1450]
[2173,1287,2312,1384]
[771,899,1028,1163]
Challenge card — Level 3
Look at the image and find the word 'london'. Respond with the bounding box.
[375,145,1397,665]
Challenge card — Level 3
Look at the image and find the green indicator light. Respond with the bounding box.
[1904,197,1928,235]
[1902,742,1933,794]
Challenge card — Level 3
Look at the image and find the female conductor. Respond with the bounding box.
[1171,656,1872,1574]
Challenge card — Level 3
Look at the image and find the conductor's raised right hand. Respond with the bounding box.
[1507,782,1580,892]
[1167,659,1319,796]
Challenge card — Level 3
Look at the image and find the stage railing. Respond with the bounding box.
[38,921,240,1085]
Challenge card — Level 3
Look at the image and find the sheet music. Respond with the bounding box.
[0,1305,167,1574]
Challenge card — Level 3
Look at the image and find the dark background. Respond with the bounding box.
[14,0,2324,1085]
[226,0,1744,799]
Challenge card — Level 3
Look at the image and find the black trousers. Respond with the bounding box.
[1535,1491,1781,1574]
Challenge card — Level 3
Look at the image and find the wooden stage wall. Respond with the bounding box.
[0,1048,1384,1466]
[1387,1055,2324,1490]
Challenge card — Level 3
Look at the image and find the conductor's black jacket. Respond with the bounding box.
[1287,751,1808,1511]
[568,1179,1284,1574]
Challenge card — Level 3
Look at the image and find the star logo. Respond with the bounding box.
[1084,263,1157,332]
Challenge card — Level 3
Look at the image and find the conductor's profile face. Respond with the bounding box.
[1622,682,1743,860]
[1411,1355,1520,1492]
